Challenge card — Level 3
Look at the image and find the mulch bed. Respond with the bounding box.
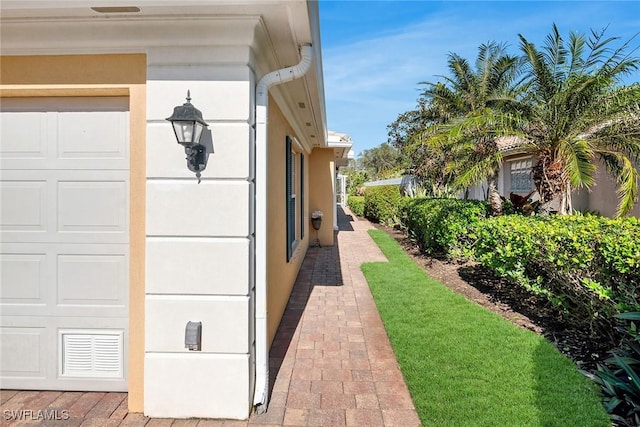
[373,223,615,372]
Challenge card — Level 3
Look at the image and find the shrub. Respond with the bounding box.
[347,195,365,217]
[588,312,640,426]
[400,198,490,259]
[475,215,640,338]
[346,170,368,196]
[364,185,403,225]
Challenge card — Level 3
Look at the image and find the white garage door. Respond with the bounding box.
[0,97,129,391]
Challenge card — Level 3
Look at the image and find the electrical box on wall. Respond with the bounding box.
[185,321,202,351]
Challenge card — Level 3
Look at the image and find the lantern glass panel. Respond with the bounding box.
[172,121,197,146]
[193,122,204,145]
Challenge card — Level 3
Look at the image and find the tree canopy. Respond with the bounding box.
[379,24,640,216]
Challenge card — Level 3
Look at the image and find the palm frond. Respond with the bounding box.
[556,137,596,188]
[453,152,503,189]
[616,155,639,217]
[585,25,618,68]
[519,34,556,102]
[542,23,569,84]
[449,54,476,97]
[567,30,586,76]
[597,151,640,217]
[593,31,640,80]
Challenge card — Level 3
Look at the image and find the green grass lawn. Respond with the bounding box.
[362,229,609,427]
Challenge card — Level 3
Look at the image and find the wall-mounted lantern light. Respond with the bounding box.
[166,90,210,183]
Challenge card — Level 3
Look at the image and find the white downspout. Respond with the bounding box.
[253,44,313,412]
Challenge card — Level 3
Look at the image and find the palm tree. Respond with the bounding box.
[415,41,524,213]
[517,24,640,216]
[421,41,523,116]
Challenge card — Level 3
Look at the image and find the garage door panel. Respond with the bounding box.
[0,180,47,232]
[57,253,128,310]
[53,171,129,243]
[0,252,47,304]
[1,244,54,317]
[0,111,49,159]
[58,180,128,234]
[0,327,47,380]
[58,111,128,161]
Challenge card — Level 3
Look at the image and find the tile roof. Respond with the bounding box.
[495,136,528,152]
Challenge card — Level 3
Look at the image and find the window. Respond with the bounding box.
[286,136,304,261]
[510,158,534,193]
[300,153,305,241]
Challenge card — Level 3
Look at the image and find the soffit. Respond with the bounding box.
[327,131,353,166]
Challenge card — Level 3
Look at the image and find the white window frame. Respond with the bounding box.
[509,157,534,193]
[291,145,298,245]
[286,137,305,261]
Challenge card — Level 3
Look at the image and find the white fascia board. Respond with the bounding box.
[327,140,353,162]
[306,0,328,147]
[328,140,353,150]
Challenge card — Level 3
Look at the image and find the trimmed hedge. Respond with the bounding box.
[475,215,640,338]
[371,195,639,339]
[400,198,490,259]
[364,185,403,225]
[347,196,365,217]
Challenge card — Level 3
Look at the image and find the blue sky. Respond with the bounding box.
[318,1,640,155]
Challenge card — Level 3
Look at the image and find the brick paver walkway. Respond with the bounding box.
[1,207,420,426]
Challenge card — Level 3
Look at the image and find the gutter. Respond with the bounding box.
[253,43,313,413]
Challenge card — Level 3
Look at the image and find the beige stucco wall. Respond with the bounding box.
[309,148,336,246]
[587,163,640,217]
[0,54,147,411]
[266,97,309,346]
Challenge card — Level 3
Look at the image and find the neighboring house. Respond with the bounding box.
[0,1,350,420]
[328,131,354,227]
[363,176,418,198]
[467,136,640,217]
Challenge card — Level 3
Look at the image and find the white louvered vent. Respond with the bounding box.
[60,331,123,378]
